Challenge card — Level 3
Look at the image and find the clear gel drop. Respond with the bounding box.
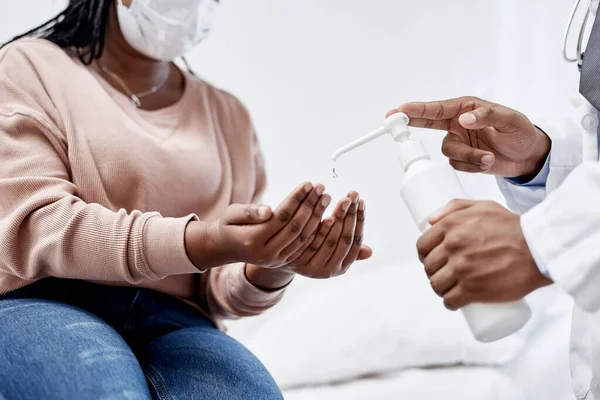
[330,165,339,179]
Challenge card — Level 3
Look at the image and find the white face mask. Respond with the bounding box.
[116,0,219,62]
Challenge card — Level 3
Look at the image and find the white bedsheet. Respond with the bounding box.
[281,286,575,400]
[227,263,576,400]
[283,368,527,400]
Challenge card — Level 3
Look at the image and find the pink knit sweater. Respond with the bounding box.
[0,39,286,322]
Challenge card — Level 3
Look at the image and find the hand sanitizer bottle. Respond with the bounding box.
[331,113,531,343]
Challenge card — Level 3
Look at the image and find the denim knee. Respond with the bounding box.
[140,327,283,400]
[0,299,151,400]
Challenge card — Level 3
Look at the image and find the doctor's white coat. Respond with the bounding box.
[498,96,600,399]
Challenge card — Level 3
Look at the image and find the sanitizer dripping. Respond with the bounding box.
[330,165,339,179]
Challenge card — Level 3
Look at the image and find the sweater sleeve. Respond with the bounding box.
[199,130,288,321]
[0,110,200,284]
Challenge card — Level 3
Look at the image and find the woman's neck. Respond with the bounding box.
[91,4,185,111]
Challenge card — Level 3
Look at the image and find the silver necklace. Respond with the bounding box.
[100,64,170,108]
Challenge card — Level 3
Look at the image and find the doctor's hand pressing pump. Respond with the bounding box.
[388,96,551,179]
[388,96,556,309]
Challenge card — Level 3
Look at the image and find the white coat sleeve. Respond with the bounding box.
[497,118,581,275]
[512,118,600,312]
[521,162,600,312]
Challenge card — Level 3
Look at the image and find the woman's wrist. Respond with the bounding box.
[245,264,295,291]
[184,220,233,271]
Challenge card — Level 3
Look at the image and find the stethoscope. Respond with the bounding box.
[564,0,600,162]
[563,0,599,67]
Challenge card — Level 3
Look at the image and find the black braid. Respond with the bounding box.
[2,0,112,65]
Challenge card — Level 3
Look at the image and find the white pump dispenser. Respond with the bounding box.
[331,113,532,343]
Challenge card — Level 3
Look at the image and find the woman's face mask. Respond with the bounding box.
[116,0,220,62]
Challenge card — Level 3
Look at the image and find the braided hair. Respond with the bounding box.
[4,0,201,78]
[4,0,112,65]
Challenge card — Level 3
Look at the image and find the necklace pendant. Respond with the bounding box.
[131,95,142,108]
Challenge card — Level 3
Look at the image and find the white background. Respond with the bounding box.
[0,0,579,270]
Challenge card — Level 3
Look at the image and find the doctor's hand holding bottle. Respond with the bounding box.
[387,97,553,311]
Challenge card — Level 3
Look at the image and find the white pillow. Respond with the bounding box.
[240,263,541,389]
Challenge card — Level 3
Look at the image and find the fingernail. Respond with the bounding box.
[321,196,331,207]
[460,113,477,125]
[359,200,365,211]
[481,154,494,165]
[342,201,351,212]
[315,185,324,196]
[304,183,313,192]
[258,206,271,217]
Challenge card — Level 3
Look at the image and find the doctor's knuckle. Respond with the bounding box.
[465,96,481,104]
[487,200,503,211]
[445,233,465,251]
[430,280,442,296]
[441,140,451,156]
[443,297,458,310]
[416,238,429,256]
[452,260,470,276]
[423,261,437,277]
[447,199,464,210]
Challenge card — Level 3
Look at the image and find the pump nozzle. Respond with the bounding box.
[330,113,411,162]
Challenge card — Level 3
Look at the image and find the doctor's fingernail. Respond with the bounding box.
[481,154,494,165]
[321,196,331,207]
[258,206,271,217]
[359,200,365,211]
[460,113,477,125]
[315,185,325,196]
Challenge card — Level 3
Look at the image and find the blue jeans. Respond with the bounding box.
[0,279,283,400]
